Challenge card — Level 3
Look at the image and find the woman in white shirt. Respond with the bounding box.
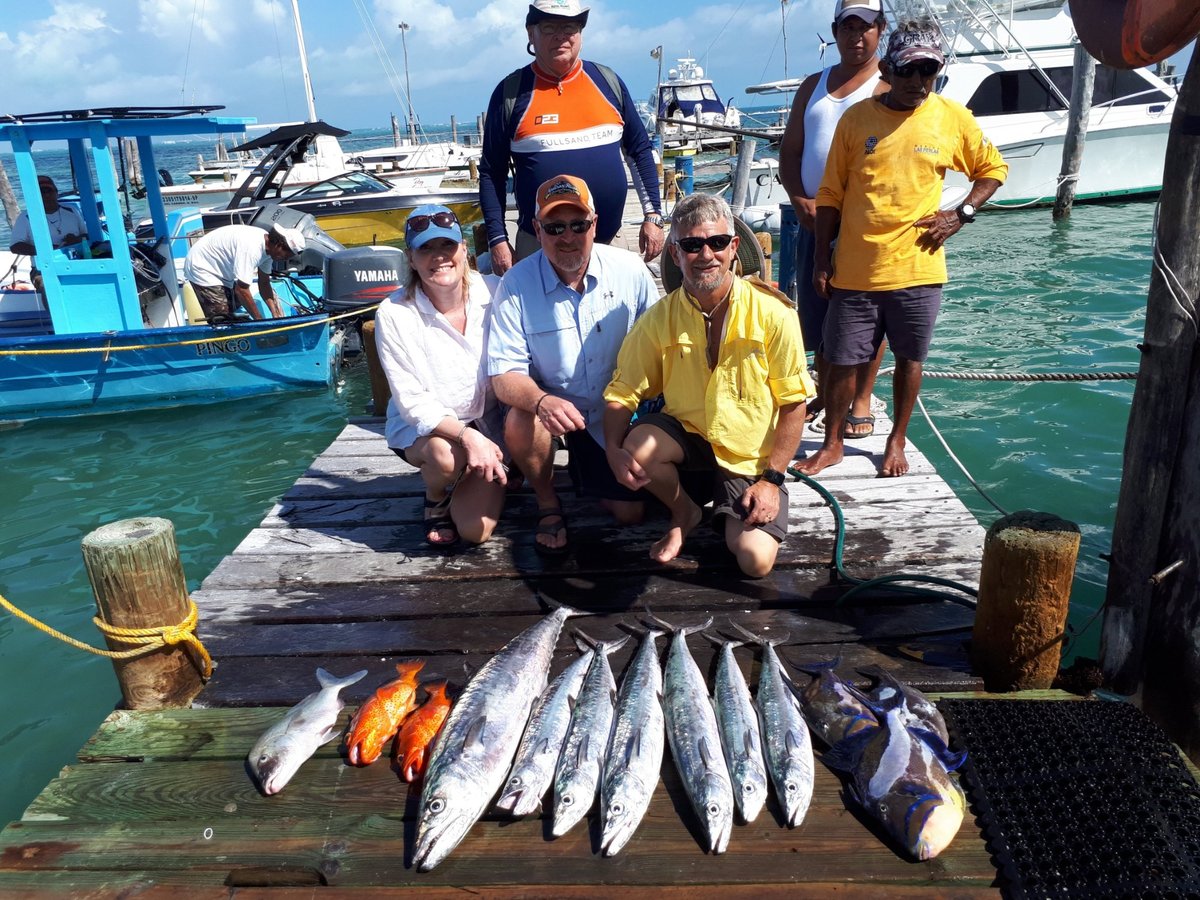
[374,205,507,547]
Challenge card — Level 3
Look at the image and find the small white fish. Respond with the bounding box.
[247,667,368,795]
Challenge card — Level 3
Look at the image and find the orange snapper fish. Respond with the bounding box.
[345,660,425,766]
[395,680,453,782]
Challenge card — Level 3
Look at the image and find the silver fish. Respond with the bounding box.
[705,633,769,823]
[733,625,814,828]
[654,615,734,854]
[247,667,368,796]
[858,664,950,745]
[495,647,595,816]
[796,657,879,746]
[551,633,628,837]
[413,603,586,871]
[599,627,665,856]
[822,693,966,860]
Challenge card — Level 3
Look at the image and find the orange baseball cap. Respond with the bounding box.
[535,175,595,218]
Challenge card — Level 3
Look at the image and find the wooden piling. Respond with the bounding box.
[1053,44,1096,219]
[361,319,392,417]
[0,158,18,227]
[730,139,757,215]
[80,518,203,709]
[971,510,1080,691]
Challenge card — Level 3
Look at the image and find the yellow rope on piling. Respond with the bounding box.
[0,304,380,357]
[0,591,214,679]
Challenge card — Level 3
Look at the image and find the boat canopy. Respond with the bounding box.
[656,83,726,120]
[229,120,349,153]
[0,106,253,335]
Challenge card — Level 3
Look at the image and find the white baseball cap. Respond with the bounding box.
[834,0,882,22]
[271,224,306,255]
[527,0,590,26]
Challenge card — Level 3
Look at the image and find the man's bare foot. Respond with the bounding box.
[880,440,909,477]
[650,501,703,564]
[796,445,844,476]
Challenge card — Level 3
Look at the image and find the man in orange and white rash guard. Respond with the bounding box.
[479,0,663,275]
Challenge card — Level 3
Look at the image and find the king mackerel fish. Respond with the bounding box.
[705,632,769,823]
[654,615,734,854]
[413,603,587,871]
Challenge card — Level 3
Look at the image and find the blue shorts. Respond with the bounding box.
[794,226,827,355]
[823,285,943,366]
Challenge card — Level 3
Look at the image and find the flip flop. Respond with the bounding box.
[533,506,570,557]
[423,495,459,548]
[844,414,876,440]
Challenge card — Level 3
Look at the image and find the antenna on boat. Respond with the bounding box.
[398,22,418,143]
[289,0,319,122]
[781,0,790,80]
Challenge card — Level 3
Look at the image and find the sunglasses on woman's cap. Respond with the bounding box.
[406,211,459,237]
[892,59,941,79]
[540,219,593,236]
[675,233,734,254]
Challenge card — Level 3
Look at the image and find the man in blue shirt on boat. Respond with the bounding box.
[488,174,659,555]
[478,0,664,275]
[183,223,306,321]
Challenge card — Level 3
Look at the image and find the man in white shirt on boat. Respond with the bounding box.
[9,176,86,256]
[182,223,305,321]
[778,0,888,443]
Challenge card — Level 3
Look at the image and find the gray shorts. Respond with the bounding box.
[823,284,943,366]
[630,412,788,542]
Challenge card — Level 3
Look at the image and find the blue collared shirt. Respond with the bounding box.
[488,242,659,446]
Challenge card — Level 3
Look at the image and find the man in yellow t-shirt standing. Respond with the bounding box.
[798,18,1008,478]
[602,194,815,578]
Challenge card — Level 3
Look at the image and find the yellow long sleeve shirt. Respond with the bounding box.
[604,277,816,476]
[816,93,1008,291]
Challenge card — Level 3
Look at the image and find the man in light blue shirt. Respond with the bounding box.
[489,174,659,556]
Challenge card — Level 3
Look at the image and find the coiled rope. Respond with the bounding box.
[0,592,214,679]
[0,304,379,357]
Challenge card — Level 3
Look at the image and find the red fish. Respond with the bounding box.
[344,660,424,766]
[395,680,453,782]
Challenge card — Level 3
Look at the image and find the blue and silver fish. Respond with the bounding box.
[600,627,665,856]
[858,664,950,745]
[552,633,628,837]
[705,632,769,824]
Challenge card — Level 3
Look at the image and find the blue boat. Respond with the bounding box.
[0,106,360,421]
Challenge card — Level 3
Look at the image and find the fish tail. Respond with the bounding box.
[643,609,713,637]
[701,628,743,649]
[536,596,593,619]
[792,655,843,676]
[726,622,789,647]
[395,659,426,680]
[317,667,370,691]
[423,680,448,701]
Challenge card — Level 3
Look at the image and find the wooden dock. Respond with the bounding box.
[0,412,1001,895]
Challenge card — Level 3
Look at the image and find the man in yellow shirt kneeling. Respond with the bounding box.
[602,194,816,578]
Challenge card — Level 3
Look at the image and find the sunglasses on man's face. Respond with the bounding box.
[892,60,941,79]
[406,211,459,238]
[537,21,582,36]
[675,233,734,254]
[540,219,593,236]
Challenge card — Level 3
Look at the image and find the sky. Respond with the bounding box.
[0,0,1194,136]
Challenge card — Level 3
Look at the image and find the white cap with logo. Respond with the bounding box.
[271,224,306,256]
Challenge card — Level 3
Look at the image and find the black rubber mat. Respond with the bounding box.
[939,698,1200,900]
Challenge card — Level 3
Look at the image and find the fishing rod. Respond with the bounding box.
[658,117,779,142]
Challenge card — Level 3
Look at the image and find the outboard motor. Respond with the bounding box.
[247,203,343,276]
[323,245,407,314]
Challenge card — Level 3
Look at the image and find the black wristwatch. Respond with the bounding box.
[956,202,977,224]
[758,467,786,486]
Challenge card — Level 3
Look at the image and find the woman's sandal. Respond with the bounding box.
[533,506,570,557]
[423,494,459,548]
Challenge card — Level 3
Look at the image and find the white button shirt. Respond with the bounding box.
[374,271,502,452]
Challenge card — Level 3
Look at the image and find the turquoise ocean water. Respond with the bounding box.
[0,125,1151,827]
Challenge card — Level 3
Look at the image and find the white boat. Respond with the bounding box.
[733,0,1177,230]
[646,56,742,154]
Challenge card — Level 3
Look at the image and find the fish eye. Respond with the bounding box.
[508,776,521,788]
[785,782,797,794]
[561,794,574,806]
[428,798,446,814]
[879,801,889,814]
[610,801,624,815]
[742,783,756,795]
[707,802,721,816]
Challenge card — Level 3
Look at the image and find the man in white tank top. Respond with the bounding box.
[778,0,887,440]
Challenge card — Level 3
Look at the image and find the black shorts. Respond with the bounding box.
[563,429,644,503]
[629,412,788,542]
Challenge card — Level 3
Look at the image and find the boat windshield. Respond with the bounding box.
[967,64,1172,116]
[660,84,726,117]
[285,171,393,200]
